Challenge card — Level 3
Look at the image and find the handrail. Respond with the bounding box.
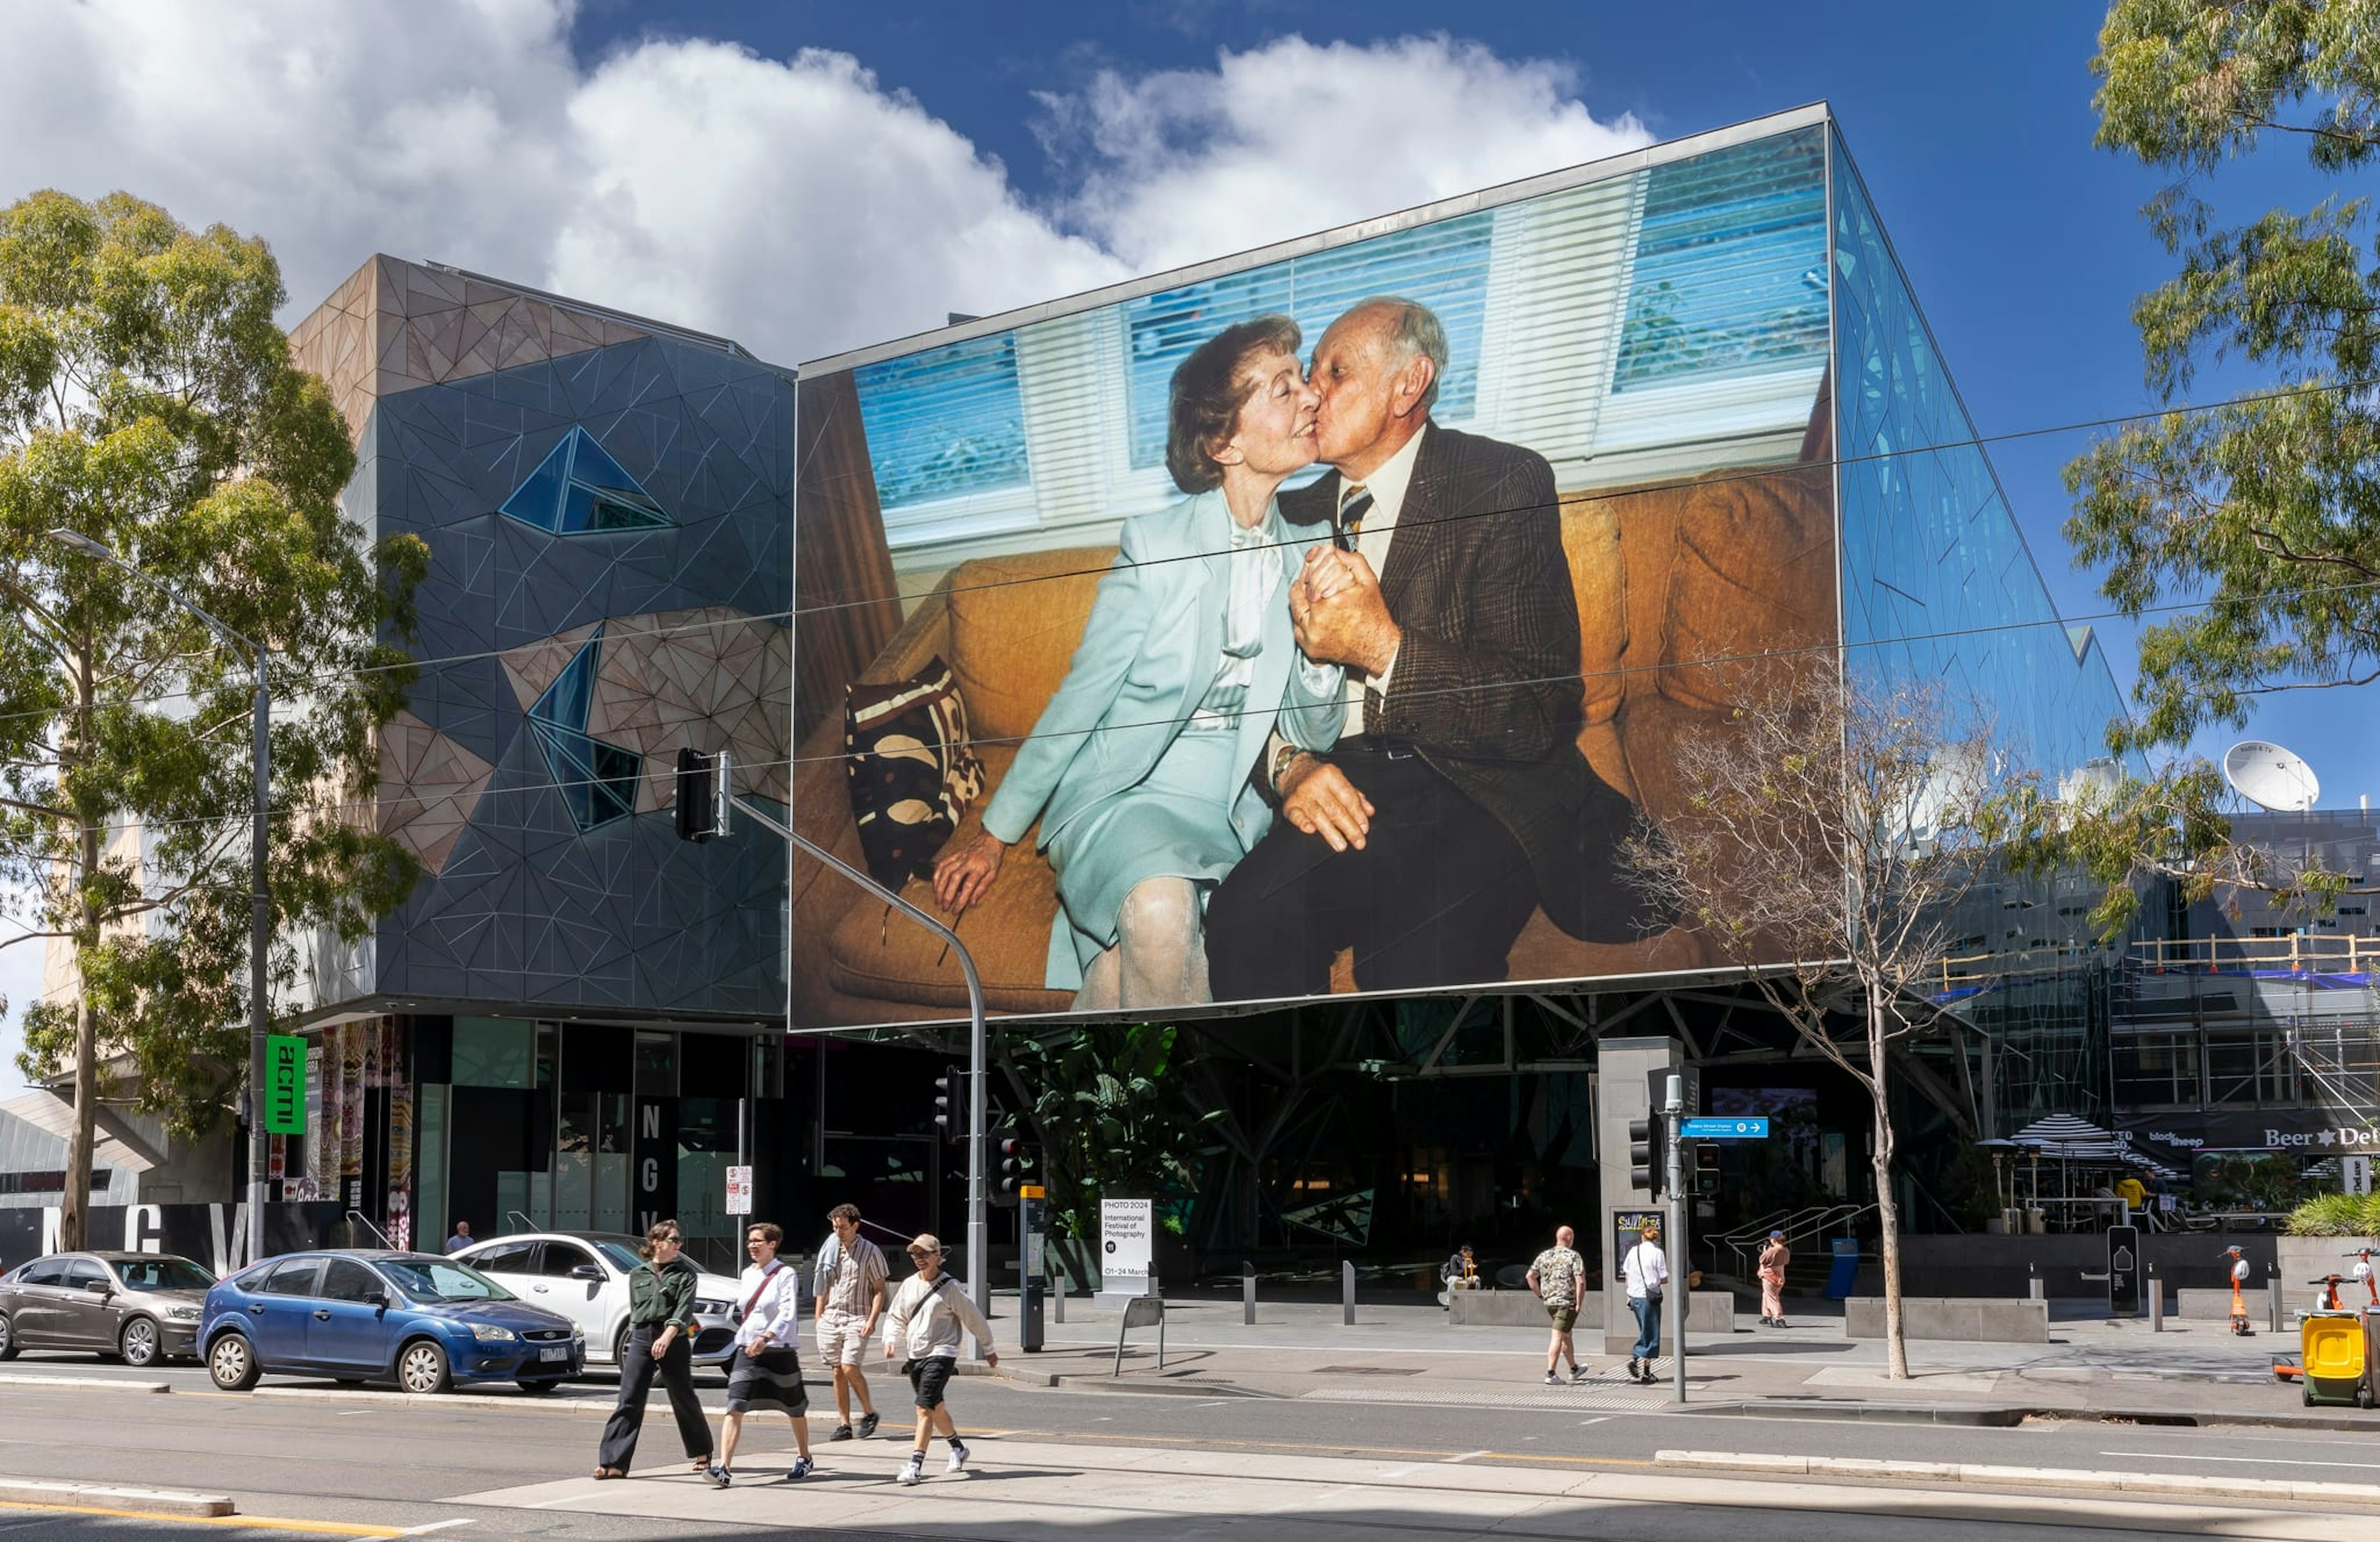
[2125,934,2380,974]
[344,1210,392,1249]
[1721,1204,1874,1277]
[1704,1206,1799,1276]
[504,1209,535,1233]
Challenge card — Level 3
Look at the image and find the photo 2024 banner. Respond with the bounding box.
[787,124,1841,1029]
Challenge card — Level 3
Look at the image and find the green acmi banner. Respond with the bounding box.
[263,1033,306,1135]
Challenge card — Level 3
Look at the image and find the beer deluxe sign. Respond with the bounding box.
[2122,1110,2380,1155]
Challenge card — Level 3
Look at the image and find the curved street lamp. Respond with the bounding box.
[49,529,271,1267]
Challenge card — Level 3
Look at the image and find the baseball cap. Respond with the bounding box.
[907,1233,943,1256]
[1770,1230,1784,1240]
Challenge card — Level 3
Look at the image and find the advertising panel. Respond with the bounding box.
[790,120,1840,1028]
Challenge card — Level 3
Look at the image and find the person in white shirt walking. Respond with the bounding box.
[708,1222,813,1487]
[1620,1218,1669,1385]
[814,1203,890,1441]
[881,1233,997,1486]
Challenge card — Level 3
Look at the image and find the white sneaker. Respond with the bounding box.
[946,1444,969,1474]
[897,1459,924,1486]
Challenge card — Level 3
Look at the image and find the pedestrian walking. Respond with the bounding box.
[814,1202,890,1441]
[1524,1226,1589,1385]
[881,1233,997,1486]
[2225,1244,2254,1336]
[592,1220,715,1480]
[707,1222,812,1487]
[443,1220,472,1254]
[1620,1218,1668,1385]
[1757,1230,1791,1327]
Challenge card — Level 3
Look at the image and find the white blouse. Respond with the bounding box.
[733,1261,801,1351]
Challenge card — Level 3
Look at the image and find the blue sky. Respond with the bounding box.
[0,1,2367,1094]
[559,0,2362,791]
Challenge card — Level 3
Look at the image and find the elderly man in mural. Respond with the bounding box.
[1205,296,1656,996]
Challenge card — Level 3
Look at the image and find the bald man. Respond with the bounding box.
[1206,296,1657,997]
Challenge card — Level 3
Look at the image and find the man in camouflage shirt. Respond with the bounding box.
[1525,1225,1589,1385]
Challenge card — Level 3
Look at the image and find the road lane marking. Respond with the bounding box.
[2104,1449,2380,1471]
[398,1521,475,1535]
[1441,1450,1491,1463]
[0,1500,402,1536]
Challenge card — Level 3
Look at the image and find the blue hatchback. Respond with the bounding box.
[201,1250,583,1394]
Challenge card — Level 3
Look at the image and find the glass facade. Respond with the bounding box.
[1830,129,2133,786]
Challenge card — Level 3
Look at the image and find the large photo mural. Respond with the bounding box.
[789,121,1843,1028]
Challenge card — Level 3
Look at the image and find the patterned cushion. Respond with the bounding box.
[844,657,986,889]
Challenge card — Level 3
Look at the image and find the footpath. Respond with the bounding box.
[999,1292,2356,1428]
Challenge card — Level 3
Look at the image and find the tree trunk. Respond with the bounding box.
[1868,990,1908,1380]
[60,650,98,1252]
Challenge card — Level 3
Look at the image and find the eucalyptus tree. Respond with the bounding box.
[0,190,425,1246]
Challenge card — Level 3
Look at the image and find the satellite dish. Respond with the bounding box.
[2223,739,2320,813]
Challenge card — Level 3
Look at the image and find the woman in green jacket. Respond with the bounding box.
[594,1220,714,1478]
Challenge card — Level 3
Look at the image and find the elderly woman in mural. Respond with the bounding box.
[931,315,1344,1010]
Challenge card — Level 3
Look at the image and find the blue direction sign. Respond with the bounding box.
[1681,1117,1770,1139]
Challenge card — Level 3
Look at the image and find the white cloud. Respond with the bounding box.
[1036,35,1652,273]
[0,6,1647,362]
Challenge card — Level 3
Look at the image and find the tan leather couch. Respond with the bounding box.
[789,465,1835,1027]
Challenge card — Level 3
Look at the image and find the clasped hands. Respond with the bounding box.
[1279,547,1399,855]
[1289,546,1399,676]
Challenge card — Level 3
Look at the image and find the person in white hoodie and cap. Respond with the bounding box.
[881,1233,997,1486]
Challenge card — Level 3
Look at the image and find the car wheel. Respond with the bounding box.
[0,1311,17,1361]
[516,1378,562,1394]
[208,1333,261,1391]
[397,1339,452,1395]
[118,1317,160,1368]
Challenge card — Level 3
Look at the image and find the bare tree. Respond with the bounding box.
[1625,657,2008,1380]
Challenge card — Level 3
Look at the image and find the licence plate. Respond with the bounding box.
[539,1346,568,1362]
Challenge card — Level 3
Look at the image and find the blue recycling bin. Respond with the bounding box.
[1825,1237,1860,1300]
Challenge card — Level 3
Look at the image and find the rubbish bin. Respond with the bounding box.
[2303,1309,2368,1408]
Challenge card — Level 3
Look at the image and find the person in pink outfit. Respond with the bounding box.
[1757,1230,1791,1327]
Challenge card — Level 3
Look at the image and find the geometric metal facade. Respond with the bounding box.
[291,257,795,1022]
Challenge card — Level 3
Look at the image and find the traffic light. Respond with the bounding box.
[932,1068,958,1139]
[674,747,731,842]
[1628,1116,1665,1199]
[998,1134,1038,1197]
[1695,1141,1720,1196]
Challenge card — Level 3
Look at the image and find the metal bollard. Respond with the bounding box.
[1051,1266,1065,1324]
[2027,1261,2043,1302]
[2148,1264,2164,1332]
[1342,1259,1356,1326]
[1242,1260,1256,1326]
[2268,1273,2286,1335]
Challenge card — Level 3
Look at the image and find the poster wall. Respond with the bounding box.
[789,123,1841,1028]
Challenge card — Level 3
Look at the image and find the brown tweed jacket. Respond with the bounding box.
[1282,422,1655,942]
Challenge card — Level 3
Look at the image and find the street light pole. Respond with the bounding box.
[48,531,271,1266]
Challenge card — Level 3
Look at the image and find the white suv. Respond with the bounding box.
[450,1232,741,1372]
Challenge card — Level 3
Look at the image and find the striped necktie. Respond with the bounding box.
[1333,483,1373,552]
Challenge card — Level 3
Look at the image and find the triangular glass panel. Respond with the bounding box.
[499,426,672,534]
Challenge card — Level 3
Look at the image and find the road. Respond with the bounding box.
[0,1353,2372,1540]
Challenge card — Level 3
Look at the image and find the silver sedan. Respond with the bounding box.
[0,1251,215,1367]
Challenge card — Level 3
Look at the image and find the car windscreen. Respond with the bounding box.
[593,1241,641,1274]
[374,1259,514,1304]
[113,1258,216,1293]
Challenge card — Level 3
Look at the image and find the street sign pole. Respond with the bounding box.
[1663,1073,1686,1404]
